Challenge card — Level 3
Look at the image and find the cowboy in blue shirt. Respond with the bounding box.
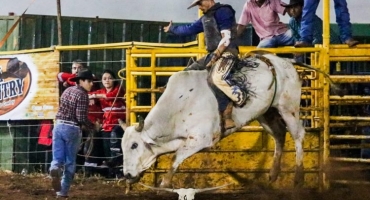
[164,0,242,130]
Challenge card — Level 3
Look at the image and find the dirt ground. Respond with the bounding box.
[0,170,369,200]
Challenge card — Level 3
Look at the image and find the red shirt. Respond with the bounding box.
[91,85,126,132]
[238,0,288,39]
[57,72,77,86]
[88,88,104,124]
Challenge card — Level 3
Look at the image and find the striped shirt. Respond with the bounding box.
[56,85,94,129]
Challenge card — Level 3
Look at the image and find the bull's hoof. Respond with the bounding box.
[294,165,304,187]
[269,166,281,183]
[156,181,170,195]
[294,174,304,187]
[159,180,172,188]
[125,183,131,194]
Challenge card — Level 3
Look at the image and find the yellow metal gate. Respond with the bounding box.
[325,44,370,187]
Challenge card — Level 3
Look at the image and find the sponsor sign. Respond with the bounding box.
[0,52,59,119]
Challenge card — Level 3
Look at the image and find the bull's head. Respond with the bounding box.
[139,183,232,200]
[119,117,158,183]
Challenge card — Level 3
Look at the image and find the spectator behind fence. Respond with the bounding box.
[39,60,86,148]
[283,0,341,62]
[57,59,85,88]
[294,0,359,47]
[87,77,104,124]
[237,0,294,48]
[89,69,126,178]
[83,78,104,177]
[49,69,95,199]
[284,0,341,45]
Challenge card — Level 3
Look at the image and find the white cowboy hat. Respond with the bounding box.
[187,0,202,9]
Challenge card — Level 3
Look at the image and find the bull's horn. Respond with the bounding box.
[118,119,127,131]
[138,183,174,193]
[194,183,233,193]
[135,115,144,132]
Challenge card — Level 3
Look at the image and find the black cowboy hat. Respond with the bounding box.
[3,57,30,79]
[281,0,303,7]
[7,57,20,73]
[70,69,94,82]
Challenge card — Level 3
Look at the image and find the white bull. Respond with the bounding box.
[121,53,309,188]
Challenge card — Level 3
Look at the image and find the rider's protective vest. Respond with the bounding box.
[201,3,238,53]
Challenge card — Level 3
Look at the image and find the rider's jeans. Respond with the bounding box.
[209,52,246,107]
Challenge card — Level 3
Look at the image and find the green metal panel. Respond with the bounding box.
[42,17,57,47]
[1,14,169,74]
[111,22,126,71]
[40,16,168,75]
[11,120,44,173]
[0,120,51,173]
[0,122,13,171]
[330,24,370,38]
[0,16,19,51]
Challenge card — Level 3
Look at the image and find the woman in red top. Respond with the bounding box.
[89,69,125,178]
[83,80,104,177]
[87,81,104,124]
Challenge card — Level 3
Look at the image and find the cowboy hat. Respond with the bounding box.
[281,0,303,7]
[7,57,20,72]
[187,0,202,9]
[70,69,94,82]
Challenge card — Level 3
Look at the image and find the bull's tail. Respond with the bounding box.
[291,60,344,97]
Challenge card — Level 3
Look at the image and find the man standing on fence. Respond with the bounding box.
[49,69,95,198]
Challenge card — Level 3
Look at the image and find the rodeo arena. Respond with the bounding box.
[1,0,370,199]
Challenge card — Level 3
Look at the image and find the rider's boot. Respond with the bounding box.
[223,102,235,130]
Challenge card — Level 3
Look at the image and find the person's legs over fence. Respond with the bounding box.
[333,0,359,47]
[296,0,320,46]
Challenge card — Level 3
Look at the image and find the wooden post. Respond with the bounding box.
[56,0,62,45]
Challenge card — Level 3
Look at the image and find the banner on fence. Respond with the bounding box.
[0,52,59,120]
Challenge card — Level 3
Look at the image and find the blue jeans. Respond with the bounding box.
[50,123,82,196]
[257,29,294,48]
[300,0,352,43]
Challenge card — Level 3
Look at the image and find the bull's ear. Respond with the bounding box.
[118,119,127,131]
[141,133,157,145]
